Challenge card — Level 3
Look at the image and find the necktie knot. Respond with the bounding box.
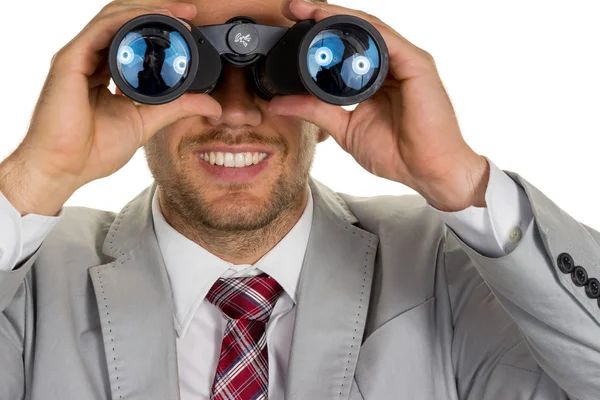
[206,273,283,323]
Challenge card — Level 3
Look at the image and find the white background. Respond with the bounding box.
[1,0,599,229]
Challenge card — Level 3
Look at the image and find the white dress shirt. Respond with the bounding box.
[0,157,534,399]
[153,186,313,399]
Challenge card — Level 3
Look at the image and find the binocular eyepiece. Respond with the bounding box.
[109,14,389,106]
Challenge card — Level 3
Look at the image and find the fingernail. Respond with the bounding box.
[302,0,315,3]
[208,116,220,121]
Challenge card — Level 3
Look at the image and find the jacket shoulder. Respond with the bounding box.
[338,192,446,237]
[39,206,118,267]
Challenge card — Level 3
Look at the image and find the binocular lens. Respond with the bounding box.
[306,25,380,98]
[115,26,191,97]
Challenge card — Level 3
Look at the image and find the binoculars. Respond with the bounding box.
[108,14,389,106]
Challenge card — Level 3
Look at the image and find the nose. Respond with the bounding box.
[207,64,263,129]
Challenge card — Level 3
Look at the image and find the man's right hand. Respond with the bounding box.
[0,1,222,217]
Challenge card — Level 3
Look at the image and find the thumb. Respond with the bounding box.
[269,94,350,149]
[137,93,222,144]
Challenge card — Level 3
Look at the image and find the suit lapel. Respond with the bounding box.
[285,179,379,400]
[89,184,180,400]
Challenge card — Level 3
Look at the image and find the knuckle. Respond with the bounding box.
[358,10,374,21]
[421,50,436,64]
[100,1,123,14]
[50,47,67,68]
[104,1,130,10]
[369,14,384,25]
[50,51,60,66]
[358,9,383,26]
[50,43,79,73]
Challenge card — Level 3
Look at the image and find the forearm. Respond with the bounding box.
[0,152,75,217]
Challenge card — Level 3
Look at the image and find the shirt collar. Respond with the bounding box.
[151,186,314,338]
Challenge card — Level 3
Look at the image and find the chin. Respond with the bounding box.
[201,199,281,231]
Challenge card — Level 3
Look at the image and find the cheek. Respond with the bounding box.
[269,115,307,153]
[157,121,192,154]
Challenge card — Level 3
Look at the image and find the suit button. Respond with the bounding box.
[571,266,588,287]
[585,278,600,299]
[557,253,575,274]
[508,227,522,243]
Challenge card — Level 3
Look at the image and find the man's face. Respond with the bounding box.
[145,0,323,232]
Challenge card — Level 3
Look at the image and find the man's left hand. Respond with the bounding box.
[270,0,490,212]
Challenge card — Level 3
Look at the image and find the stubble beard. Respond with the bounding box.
[144,124,318,260]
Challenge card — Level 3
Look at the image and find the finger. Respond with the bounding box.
[137,93,222,144]
[88,70,111,89]
[284,0,384,26]
[285,0,435,79]
[101,2,197,26]
[88,55,111,89]
[268,95,350,150]
[99,1,196,19]
[280,0,298,22]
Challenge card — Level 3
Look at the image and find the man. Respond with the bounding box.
[0,0,598,399]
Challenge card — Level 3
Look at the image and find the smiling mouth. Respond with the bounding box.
[199,151,268,168]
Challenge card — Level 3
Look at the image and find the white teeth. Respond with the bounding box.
[234,153,245,168]
[224,152,235,167]
[244,152,253,166]
[201,151,269,168]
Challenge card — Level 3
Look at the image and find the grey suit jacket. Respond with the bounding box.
[1,171,600,400]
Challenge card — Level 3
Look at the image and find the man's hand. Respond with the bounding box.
[0,0,222,217]
[271,0,490,212]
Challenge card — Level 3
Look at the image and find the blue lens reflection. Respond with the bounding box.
[160,32,190,88]
[306,26,380,98]
[116,27,191,96]
[117,32,146,89]
[307,32,344,76]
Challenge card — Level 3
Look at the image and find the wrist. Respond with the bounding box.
[417,154,490,212]
[0,152,77,216]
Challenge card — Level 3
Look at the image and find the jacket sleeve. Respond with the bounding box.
[0,252,39,399]
[0,190,61,399]
[445,169,600,400]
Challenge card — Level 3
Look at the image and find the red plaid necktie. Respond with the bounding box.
[206,273,283,400]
